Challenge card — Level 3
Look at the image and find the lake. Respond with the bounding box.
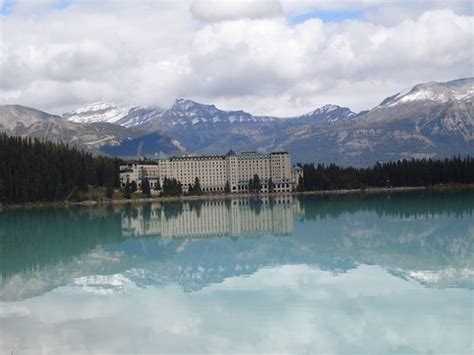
[0,191,473,354]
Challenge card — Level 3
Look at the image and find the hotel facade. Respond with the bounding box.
[120,150,303,193]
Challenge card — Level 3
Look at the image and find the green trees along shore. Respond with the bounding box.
[298,156,473,191]
[0,134,121,204]
[1,133,473,204]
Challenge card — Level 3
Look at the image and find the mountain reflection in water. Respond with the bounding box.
[0,191,472,301]
[1,191,473,354]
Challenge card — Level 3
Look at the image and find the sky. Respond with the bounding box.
[0,0,473,116]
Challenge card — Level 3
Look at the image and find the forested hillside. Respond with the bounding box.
[0,134,121,203]
[299,156,474,191]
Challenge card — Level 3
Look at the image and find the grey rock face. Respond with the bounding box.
[285,78,473,166]
[2,78,472,165]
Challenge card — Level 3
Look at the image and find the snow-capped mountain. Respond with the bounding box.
[62,99,352,133]
[63,102,134,125]
[359,77,474,134]
[0,104,178,155]
[297,104,355,123]
[378,78,474,107]
[142,98,276,132]
[135,99,280,153]
[287,77,474,165]
[63,99,275,130]
[2,77,472,165]
[0,104,141,152]
[115,106,163,128]
[168,98,275,124]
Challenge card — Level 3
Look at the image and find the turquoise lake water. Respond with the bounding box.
[0,191,473,354]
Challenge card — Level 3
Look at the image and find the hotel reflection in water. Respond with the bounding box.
[121,196,300,238]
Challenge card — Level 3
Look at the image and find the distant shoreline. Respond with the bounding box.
[2,184,473,211]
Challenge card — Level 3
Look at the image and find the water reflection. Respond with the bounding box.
[0,191,472,301]
[122,196,294,238]
[0,191,473,354]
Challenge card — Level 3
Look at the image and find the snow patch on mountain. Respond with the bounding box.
[63,98,280,130]
[379,78,474,107]
[300,104,355,123]
[116,106,163,128]
[64,102,133,124]
[171,139,186,152]
[160,99,276,126]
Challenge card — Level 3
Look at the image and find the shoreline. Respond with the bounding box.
[1,184,473,210]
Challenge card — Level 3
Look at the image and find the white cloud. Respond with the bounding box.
[0,265,472,354]
[185,9,473,114]
[191,0,283,22]
[0,0,472,115]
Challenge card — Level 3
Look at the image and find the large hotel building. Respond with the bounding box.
[120,150,303,193]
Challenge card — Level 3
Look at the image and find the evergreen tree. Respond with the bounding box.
[162,177,182,197]
[268,178,274,193]
[106,183,114,199]
[297,176,304,192]
[253,174,261,193]
[224,181,231,194]
[162,177,171,196]
[142,178,151,198]
[130,180,138,193]
[123,182,132,199]
[154,179,161,191]
[1,133,472,204]
[297,156,474,192]
[0,134,122,203]
[193,177,202,195]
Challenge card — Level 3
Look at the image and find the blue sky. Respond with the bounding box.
[0,0,13,14]
[290,9,363,24]
[1,0,72,15]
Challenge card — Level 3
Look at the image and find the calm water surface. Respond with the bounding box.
[0,191,473,354]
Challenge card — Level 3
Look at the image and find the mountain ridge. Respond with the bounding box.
[0,104,177,155]
[1,77,472,165]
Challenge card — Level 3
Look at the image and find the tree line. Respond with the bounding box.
[2,133,471,203]
[0,134,121,203]
[126,174,272,198]
[298,156,474,191]
[122,176,185,198]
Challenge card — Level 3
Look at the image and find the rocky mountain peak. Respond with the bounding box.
[378,77,474,108]
[171,98,219,116]
[160,99,274,126]
[0,104,60,131]
[300,104,355,123]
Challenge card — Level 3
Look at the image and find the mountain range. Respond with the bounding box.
[0,78,472,166]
